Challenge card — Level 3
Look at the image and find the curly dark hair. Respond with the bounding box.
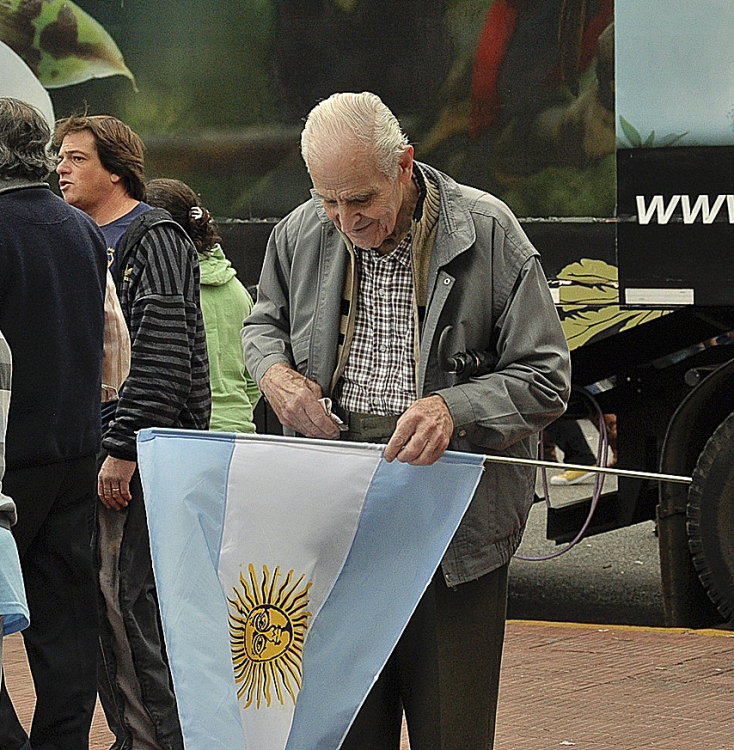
[145,178,221,254]
[0,98,56,180]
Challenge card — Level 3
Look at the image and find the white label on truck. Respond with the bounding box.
[636,195,734,224]
[624,288,694,305]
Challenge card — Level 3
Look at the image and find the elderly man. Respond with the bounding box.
[0,97,106,750]
[242,92,571,750]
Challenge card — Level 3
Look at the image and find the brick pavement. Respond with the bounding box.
[4,620,733,749]
[2,632,113,748]
[495,621,734,749]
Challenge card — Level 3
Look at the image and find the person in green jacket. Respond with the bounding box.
[146,178,260,433]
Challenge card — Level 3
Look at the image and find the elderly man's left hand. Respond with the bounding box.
[384,395,454,466]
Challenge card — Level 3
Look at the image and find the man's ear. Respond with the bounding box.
[110,172,122,185]
[398,146,414,185]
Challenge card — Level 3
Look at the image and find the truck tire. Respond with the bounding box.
[686,412,734,623]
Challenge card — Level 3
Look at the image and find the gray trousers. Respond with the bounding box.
[341,566,508,750]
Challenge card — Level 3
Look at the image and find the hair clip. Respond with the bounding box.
[190,206,204,221]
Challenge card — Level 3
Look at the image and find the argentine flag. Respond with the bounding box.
[138,428,484,750]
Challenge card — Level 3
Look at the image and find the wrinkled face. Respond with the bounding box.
[309,144,414,251]
[56,129,117,217]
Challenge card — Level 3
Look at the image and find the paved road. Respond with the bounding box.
[508,458,666,627]
[5,426,715,750]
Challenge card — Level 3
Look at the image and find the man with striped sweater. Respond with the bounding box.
[55,116,210,750]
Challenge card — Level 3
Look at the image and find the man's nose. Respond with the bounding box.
[56,157,68,175]
[336,203,359,231]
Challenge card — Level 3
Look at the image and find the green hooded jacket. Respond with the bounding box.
[199,244,260,432]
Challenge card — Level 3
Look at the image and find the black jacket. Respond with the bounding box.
[0,181,106,470]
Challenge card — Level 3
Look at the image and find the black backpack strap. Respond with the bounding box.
[113,208,178,292]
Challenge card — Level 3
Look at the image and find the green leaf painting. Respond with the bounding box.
[332,0,357,10]
[618,116,642,147]
[618,116,688,149]
[0,39,54,124]
[0,0,134,88]
[556,259,670,350]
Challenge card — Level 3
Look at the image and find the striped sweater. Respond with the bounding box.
[104,210,210,460]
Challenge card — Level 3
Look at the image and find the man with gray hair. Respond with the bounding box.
[0,97,106,750]
[243,91,571,749]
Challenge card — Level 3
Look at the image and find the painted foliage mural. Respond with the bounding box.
[5,1,732,347]
[0,0,616,221]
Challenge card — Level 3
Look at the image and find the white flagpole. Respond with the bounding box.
[482,455,692,484]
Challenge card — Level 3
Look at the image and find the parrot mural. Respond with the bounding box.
[469,0,613,138]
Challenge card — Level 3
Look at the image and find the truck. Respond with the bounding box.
[2,0,732,628]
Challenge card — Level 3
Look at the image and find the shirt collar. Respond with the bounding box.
[359,232,412,267]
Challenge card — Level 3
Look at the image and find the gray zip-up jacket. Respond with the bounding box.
[243,162,571,585]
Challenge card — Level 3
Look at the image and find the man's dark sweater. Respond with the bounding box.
[0,182,107,470]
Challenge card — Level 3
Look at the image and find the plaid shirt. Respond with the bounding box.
[339,234,416,415]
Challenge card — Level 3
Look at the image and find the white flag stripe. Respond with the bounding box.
[218,436,382,749]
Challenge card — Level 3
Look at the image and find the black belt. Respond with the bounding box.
[335,408,400,444]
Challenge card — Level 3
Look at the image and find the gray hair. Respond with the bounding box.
[301,92,410,180]
[0,98,55,181]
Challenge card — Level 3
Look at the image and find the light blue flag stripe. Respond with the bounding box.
[0,527,29,635]
[138,428,247,750]
[286,452,484,749]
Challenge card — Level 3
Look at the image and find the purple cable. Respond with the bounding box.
[514,392,609,561]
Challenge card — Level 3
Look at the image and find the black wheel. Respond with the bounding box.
[687,413,734,623]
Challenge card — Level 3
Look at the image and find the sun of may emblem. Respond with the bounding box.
[228,564,312,709]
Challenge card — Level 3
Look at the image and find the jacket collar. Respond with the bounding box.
[416,162,476,266]
[0,176,49,195]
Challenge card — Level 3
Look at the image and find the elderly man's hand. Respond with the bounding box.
[260,362,341,439]
[384,395,454,466]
